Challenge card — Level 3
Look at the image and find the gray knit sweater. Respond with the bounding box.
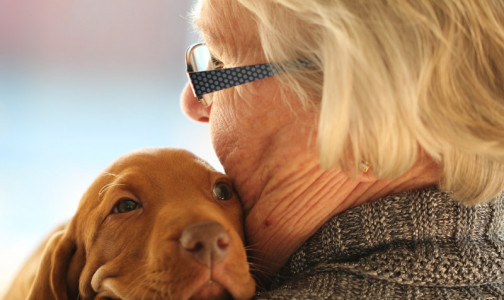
[256,187,504,299]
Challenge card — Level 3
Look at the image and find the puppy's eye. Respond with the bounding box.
[113,198,141,214]
[213,182,233,200]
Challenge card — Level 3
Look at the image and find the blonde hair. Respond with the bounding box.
[230,0,504,204]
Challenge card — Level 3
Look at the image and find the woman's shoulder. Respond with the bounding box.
[257,265,504,299]
[256,187,504,299]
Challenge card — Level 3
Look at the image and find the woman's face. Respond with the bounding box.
[181,0,318,210]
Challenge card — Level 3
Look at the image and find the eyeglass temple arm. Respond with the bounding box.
[187,60,311,100]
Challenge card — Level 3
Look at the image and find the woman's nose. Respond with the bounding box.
[180,83,211,123]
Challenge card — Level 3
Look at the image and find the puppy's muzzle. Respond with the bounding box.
[180,222,230,267]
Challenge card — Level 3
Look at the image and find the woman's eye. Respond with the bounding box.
[213,182,233,200]
[212,58,224,69]
[113,198,141,214]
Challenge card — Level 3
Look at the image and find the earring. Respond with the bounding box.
[359,160,371,173]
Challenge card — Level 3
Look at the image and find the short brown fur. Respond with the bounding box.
[2,148,255,300]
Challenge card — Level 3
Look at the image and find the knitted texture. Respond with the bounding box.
[256,187,504,299]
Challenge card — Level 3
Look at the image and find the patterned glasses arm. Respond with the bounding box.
[187,63,281,100]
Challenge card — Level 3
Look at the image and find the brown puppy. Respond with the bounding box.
[2,148,255,300]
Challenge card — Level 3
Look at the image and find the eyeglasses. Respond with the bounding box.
[185,42,310,106]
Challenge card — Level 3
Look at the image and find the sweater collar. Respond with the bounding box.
[276,187,504,287]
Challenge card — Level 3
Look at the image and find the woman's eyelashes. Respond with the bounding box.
[211,57,224,69]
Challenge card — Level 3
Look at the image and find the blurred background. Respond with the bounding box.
[0,0,219,293]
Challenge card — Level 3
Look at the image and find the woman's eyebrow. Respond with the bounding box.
[193,18,214,41]
[192,18,222,53]
[193,16,204,31]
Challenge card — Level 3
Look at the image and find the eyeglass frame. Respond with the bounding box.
[185,42,311,107]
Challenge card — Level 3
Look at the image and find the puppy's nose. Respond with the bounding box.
[180,222,230,267]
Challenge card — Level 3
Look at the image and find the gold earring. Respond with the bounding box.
[359,160,371,173]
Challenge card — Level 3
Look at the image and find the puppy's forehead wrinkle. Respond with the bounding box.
[195,156,217,172]
[98,182,126,198]
[103,171,119,178]
[96,171,130,199]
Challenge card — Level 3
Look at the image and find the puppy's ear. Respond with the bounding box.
[26,228,78,300]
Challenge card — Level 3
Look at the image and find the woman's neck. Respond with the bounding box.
[244,152,440,281]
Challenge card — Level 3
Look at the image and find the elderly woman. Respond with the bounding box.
[181,0,504,298]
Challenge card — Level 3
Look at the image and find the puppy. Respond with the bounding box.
[2,148,255,300]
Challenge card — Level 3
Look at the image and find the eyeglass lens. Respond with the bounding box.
[188,44,213,72]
